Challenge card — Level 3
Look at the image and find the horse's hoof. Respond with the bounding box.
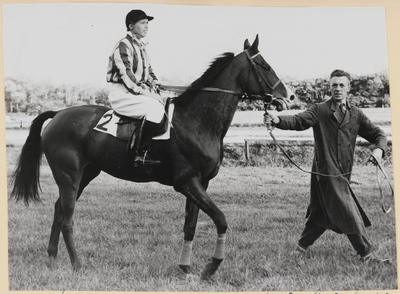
[83,259,95,270]
[179,264,191,274]
[201,257,223,280]
[72,262,82,271]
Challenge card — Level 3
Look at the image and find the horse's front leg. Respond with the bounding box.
[179,180,209,273]
[177,177,227,279]
[178,199,200,273]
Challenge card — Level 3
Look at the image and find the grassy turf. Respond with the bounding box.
[6,144,397,291]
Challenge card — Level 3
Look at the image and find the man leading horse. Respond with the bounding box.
[265,69,390,265]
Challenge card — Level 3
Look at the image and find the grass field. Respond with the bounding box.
[6,142,397,292]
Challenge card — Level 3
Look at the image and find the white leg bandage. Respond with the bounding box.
[179,240,193,266]
[213,233,227,260]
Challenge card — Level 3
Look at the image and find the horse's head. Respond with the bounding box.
[240,35,296,111]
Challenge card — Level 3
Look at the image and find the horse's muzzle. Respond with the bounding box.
[272,98,287,111]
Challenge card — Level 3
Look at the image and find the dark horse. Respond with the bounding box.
[10,36,295,278]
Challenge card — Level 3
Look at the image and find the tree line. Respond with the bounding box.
[4,72,390,115]
[4,77,110,115]
[238,72,390,111]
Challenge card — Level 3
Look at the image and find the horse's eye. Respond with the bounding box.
[255,61,270,70]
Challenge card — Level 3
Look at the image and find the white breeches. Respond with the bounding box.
[108,83,165,123]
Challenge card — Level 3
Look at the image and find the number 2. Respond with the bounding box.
[96,113,113,131]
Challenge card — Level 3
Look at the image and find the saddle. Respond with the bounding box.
[114,97,173,154]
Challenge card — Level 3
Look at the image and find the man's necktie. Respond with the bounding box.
[340,103,346,114]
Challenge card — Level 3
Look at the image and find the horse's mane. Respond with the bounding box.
[174,52,235,105]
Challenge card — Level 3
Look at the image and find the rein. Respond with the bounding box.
[195,87,266,101]
[366,153,393,213]
[188,49,279,102]
[163,49,278,141]
[265,124,393,214]
[267,129,352,177]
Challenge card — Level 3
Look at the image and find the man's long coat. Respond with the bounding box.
[278,99,387,234]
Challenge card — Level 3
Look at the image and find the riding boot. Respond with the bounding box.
[134,120,161,167]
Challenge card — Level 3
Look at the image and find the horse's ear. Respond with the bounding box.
[244,39,251,50]
[250,34,259,51]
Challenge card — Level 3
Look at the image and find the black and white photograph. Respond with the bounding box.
[2,0,399,292]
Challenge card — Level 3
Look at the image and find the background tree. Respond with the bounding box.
[4,72,390,114]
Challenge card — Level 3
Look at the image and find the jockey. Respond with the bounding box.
[107,9,164,167]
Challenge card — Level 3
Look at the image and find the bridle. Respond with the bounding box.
[194,49,281,104]
[243,50,282,95]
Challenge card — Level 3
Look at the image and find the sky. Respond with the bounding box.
[1,3,389,87]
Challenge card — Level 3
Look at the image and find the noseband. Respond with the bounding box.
[197,50,281,102]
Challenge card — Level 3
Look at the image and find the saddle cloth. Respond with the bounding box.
[93,102,175,141]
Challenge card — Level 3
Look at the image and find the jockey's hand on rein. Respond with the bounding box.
[139,82,149,90]
[151,80,161,86]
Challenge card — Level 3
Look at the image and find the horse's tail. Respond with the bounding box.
[10,111,58,205]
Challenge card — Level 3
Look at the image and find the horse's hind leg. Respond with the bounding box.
[47,165,100,269]
[47,197,62,268]
[45,171,82,270]
[76,165,101,201]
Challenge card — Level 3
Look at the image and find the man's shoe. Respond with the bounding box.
[361,253,391,265]
[290,244,307,257]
